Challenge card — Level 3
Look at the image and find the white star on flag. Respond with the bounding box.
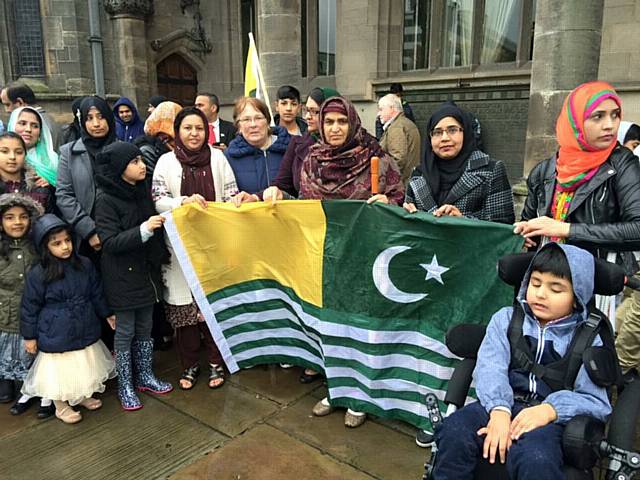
[420,254,450,285]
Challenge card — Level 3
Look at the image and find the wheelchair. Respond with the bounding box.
[424,251,640,480]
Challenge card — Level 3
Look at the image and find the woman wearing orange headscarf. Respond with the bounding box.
[515,81,640,275]
[135,101,183,181]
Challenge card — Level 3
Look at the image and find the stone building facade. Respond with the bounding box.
[1,0,639,182]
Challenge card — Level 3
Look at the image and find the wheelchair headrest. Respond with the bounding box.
[445,324,487,359]
[498,252,625,296]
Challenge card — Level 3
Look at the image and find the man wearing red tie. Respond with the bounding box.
[194,92,237,150]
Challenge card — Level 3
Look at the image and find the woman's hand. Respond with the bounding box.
[146,215,165,231]
[514,217,570,242]
[403,202,418,213]
[510,404,557,441]
[477,409,512,464]
[24,339,37,354]
[434,204,462,217]
[34,176,50,188]
[181,194,208,209]
[88,233,102,251]
[106,315,116,330]
[263,186,283,204]
[513,221,537,248]
[367,194,389,204]
[230,191,259,208]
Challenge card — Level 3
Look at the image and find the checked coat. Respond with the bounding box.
[405,150,515,224]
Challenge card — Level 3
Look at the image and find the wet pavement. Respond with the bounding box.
[0,347,427,479]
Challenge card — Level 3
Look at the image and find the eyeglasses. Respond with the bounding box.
[430,126,463,138]
[238,116,267,125]
[302,107,320,117]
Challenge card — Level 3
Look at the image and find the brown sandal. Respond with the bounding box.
[208,363,226,389]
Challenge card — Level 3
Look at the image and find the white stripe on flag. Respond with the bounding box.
[225,327,323,356]
[220,309,323,345]
[328,386,434,417]
[164,213,239,371]
[324,346,454,381]
[211,288,457,361]
[326,366,448,394]
[233,345,324,367]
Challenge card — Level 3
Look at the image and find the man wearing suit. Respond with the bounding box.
[378,93,421,185]
[194,92,237,150]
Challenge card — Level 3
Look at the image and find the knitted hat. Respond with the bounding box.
[97,142,142,177]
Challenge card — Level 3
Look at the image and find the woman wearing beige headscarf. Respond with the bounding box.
[134,101,183,180]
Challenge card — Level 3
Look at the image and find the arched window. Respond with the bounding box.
[7,0,45,77]
[156,54,198,107]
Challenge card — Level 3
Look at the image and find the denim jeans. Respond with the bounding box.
[432,401,564,480]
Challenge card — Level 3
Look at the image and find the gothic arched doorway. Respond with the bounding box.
[156,54,198,107]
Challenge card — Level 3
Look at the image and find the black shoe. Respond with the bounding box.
[299,371,323,384]
[622,368,639,385]
[9,397,35,415]
[0,379,15,403]
[416,429,435,448]
[37,403,55,419]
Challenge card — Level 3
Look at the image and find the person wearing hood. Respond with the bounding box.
[0,194,50,417]
[94,142,173,411]
[56,96,118,257]
[616,120,640,156]
[225,97,291,195]
[432,243,611,479]
[403,102,515,224]
[8,106,59,187]
[134,101,183,181]
[152,106,237,391]
[113,97,145,144]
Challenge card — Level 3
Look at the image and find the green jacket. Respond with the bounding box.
[380,113,421,184]
[0,238,38,334]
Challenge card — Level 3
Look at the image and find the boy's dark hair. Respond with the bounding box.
[277,85,301,103]
[624,124,640,143]
[40,226,83,283]
[196,92,219,111]
[530,244,572,281]
[7,83,36,105]
[389,83,404,95]
[0,131,27,151]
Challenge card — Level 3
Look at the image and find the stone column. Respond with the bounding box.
[522,0,605,175]
[255,0,301,107]
[103,0,154,108]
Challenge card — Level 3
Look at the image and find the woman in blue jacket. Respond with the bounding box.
[225,97,290,196]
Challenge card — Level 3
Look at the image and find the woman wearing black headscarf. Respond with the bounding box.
[56,96,118,253]
[404,102,514,224]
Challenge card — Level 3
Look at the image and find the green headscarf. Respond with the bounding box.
[8,106,59,186]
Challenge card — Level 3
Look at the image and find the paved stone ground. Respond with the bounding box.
[0,347,428,480]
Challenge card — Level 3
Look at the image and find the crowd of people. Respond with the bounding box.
[0,78,640,478]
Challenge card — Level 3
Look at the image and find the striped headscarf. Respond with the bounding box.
[555,81,621,185]
[550,82,622,239]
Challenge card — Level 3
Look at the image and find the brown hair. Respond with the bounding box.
[232,97,271,126]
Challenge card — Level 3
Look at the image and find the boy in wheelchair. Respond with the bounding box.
[431,243,612,479]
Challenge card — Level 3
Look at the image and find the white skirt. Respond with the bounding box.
[21,340,115,405]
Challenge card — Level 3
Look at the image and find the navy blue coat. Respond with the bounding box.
[20,256,111,353]
[224,126,290,194]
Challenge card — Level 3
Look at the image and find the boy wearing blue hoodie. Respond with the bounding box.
[432,243,611,479]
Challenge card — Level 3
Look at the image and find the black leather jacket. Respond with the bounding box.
[522,145,640,274]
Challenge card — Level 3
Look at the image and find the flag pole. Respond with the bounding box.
[370,156,380,194]
[248,33,274,124]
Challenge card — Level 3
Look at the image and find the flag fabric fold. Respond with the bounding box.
[164,200,523,428]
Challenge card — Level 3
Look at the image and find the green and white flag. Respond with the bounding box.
[165,200,523,428]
